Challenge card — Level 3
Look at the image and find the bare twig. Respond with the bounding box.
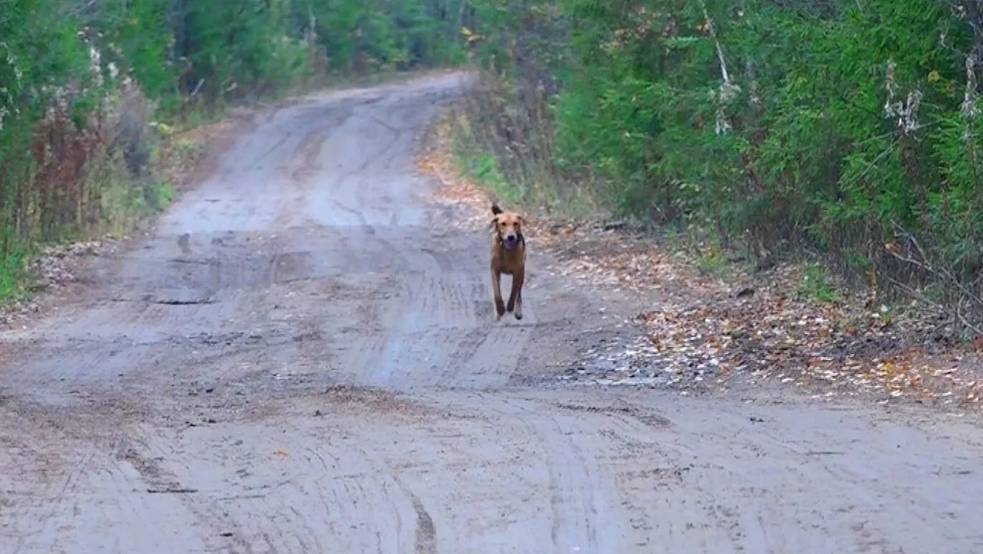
[146,487,198,494]
[886,222,983,335]
[958,297,983,336]
[189,78,205,98]
[886,277,944,310]
[700,3,730,85]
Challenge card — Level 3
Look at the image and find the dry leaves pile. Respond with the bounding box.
[419,119,983,411]
[416,132,488,232]
[30,241,104,288]
[0,240,118,327]
[629,277,983,409]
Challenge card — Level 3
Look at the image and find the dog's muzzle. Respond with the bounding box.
[503,235,519,249]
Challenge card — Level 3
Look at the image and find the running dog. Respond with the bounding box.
[489,203,526,320]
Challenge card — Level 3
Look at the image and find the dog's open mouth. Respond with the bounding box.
[503,237,519,249]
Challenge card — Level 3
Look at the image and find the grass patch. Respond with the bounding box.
[797,263,842,304]
[696,244,728,276]
[0,250,29,304]
[148,181,176,211]
[171,104,228,133]
[456,149,520,204]
[99,178,176,236]
[451,119,522,205]
[449,116,600,218]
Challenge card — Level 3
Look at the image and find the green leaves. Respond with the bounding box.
[466,0,983,313]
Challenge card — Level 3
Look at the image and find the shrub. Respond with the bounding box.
[463,0,983,332]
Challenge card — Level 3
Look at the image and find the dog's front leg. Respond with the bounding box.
[509,267,524,320]
[491,269,505,318]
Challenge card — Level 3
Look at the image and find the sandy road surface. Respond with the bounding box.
[1,73,982,553]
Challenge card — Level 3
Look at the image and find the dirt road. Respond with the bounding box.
[1,73,982,553]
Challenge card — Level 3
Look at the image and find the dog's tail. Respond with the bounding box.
[491,203,503,215]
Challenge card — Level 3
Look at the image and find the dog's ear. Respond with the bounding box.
[491,203,503,215]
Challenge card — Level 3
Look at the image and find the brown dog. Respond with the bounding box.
[490,203,526,320]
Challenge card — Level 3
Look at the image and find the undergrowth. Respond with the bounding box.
[796,264,843,305]
[457,0,983,334]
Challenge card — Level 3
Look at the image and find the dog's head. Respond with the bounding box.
[491,204,524,250]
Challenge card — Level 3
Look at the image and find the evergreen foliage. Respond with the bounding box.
[463,0,983,325]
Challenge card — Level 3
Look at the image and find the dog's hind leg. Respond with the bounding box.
[508,268,524,320]
[491,269,506,318]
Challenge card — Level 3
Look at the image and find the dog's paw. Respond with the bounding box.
[514,311,523,320]
[506,300,515,313]
[495,300,506,317]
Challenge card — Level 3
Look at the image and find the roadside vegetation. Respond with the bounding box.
[453,0,983,337]
[0,0,468,301]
